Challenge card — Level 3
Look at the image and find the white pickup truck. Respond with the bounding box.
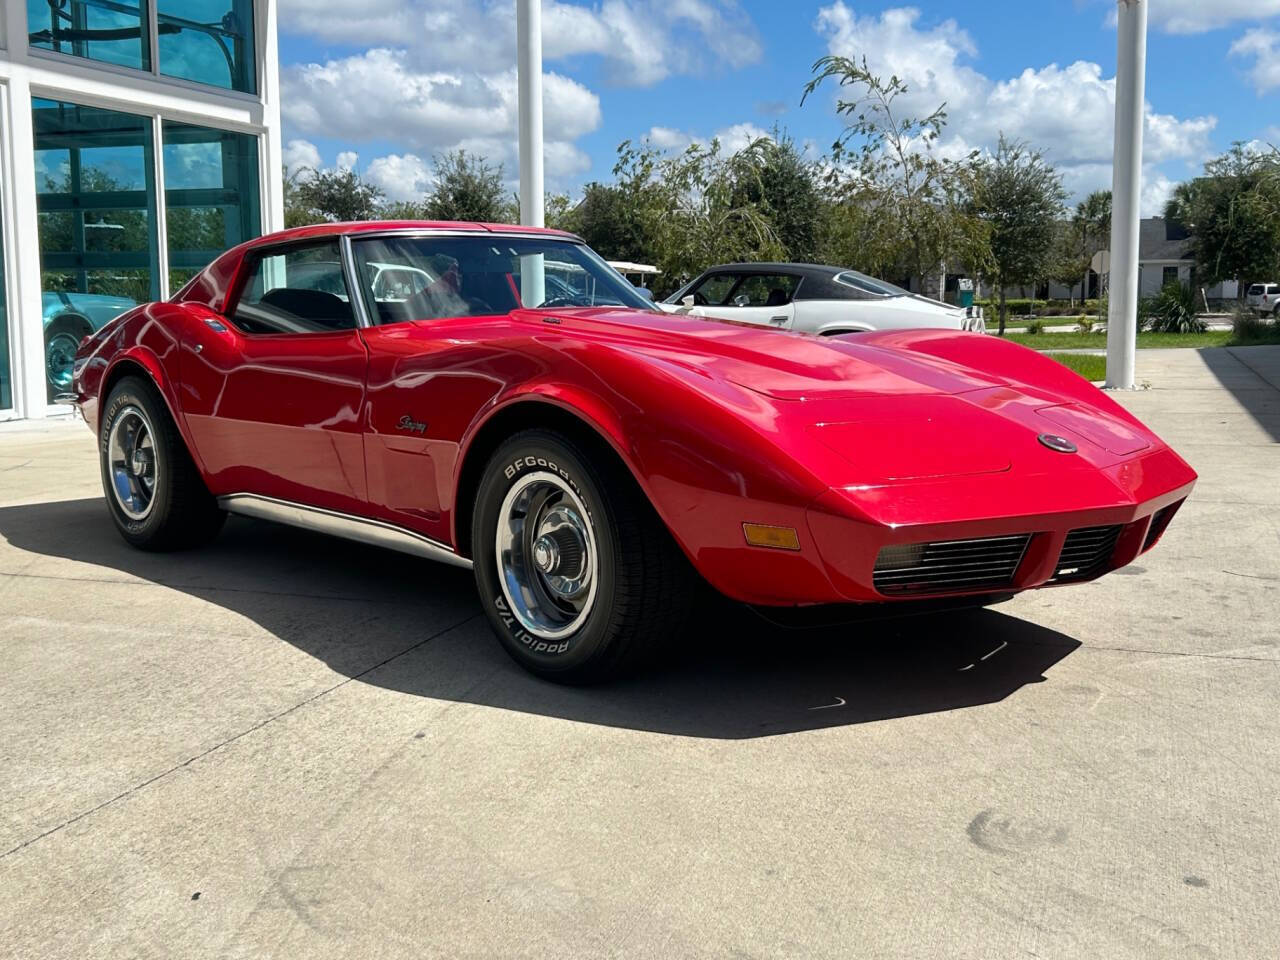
[1246,283,1280,318]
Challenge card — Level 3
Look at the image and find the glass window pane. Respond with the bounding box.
[33,97,158,403]
[162,120,261,291]
[158,0,256,93]
[231,241,355,335]
[26,0,150,71]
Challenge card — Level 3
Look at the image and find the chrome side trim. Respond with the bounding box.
[217,494,472,570]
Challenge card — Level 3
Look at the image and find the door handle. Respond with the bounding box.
[770,315,789,325]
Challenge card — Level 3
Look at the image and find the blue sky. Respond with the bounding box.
[277,1,1280,215]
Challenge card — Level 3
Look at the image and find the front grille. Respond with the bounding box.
[1052,525,1122,582]
[873,534,1031,596]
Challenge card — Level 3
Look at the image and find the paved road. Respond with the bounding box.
[1,347,1277,958]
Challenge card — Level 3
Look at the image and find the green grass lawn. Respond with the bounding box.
[1045,352,1107,381]
[1000,330,1280,349]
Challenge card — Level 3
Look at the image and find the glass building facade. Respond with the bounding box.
[26,0,257,92]
[2,0,279,418]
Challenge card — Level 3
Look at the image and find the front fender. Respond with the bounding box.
[456,350,840,604]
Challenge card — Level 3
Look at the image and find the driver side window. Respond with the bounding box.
[231,241,356,335]
[691,274,739,306]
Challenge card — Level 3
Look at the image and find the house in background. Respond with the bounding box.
[931,217,1240,306]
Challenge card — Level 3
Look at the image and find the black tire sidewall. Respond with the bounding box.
[472,433,621,677]
[99,378,177,545]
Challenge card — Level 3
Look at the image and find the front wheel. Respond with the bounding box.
[471,429,693,683]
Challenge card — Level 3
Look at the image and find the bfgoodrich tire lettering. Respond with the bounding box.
[472,429,693,683]
[100,375,224,550]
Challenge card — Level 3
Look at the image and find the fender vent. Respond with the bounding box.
[874,534,1031,596]
[1052,525,1123,582]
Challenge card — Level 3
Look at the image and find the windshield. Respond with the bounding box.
[834,270,910,298]
[350,234,656,324]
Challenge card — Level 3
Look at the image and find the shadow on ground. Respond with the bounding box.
[1,498,1082,739]
[1198,346,1280,442]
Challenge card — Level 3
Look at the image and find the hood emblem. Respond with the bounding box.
[1038,433,1078,454]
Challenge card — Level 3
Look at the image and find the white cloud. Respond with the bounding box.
[281,49,602,192]
[641,122,770,154]
[282,138,322,176]
[814,4,1217,205]
[278,0,761,88]
[365,154,433,202]
[335,151,359,171]
[1146,0,1280,35]
[1231,28,1280,94]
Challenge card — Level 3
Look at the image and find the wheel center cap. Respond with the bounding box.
[131,449,149,475]
[533,536,559,574]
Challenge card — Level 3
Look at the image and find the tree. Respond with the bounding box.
[1073,190,1111,301]
[802,55,987,294]
[288,167,384,224]
[728,133,824,261]
[424,150,515,224]
[1166,145,1280,293]
[970,136,1067,334]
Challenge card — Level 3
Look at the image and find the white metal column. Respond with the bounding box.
[1106,0,1147,390]
[516,0,544,229]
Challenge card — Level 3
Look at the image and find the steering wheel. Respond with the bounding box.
[541,295,590,308]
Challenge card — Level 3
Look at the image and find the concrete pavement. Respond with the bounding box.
[1,347,1277,958]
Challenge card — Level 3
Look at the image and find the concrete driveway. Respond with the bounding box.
[1,347,1277,959]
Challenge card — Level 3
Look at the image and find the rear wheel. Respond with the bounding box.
[99,375,224,550]
[471,429,693,684]
[44,314,91,396]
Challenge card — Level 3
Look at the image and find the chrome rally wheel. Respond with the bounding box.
[496,471,599,641]
[472,429,694,684]
[99,376,224,550]
[107,404,158,521]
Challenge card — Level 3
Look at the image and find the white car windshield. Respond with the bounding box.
[350,234,656,324]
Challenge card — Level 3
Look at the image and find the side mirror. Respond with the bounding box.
[732,294,751,307]
[682,295,695,307]
[636,287,654,302]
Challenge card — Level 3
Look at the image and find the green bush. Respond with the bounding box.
[1076,316,1095,333]
[1231,305,1271,341]
[1025,319,1045,335]
[1139,282,1206,333]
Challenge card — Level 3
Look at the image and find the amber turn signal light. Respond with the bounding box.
[742,523,801,551]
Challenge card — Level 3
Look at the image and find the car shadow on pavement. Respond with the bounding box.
[0,498,1082,739]
[1198,346,1280,442]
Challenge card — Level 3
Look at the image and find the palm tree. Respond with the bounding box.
[1073,190,1111,302]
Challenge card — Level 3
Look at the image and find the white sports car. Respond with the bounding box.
[660,262,984,334]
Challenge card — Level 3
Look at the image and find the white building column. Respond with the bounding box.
[1106,0,1147,390]
[2,73,48,418]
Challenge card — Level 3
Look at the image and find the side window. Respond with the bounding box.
[691,274,738,306]
[731,274,800,307]
[231,240,356,334]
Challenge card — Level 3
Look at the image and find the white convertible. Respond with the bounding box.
[660,262,984,334]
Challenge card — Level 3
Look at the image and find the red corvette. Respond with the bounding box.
[72,221,1196,682]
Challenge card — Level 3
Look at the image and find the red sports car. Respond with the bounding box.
[72,221,1196,682]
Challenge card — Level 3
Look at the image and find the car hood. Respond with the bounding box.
[519,306,1002,400]
[514,307,1166,485]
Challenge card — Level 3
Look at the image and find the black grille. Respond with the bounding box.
[874,534,1031,596]
[1143,505,1175,552]
[1052,525,1122,582]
